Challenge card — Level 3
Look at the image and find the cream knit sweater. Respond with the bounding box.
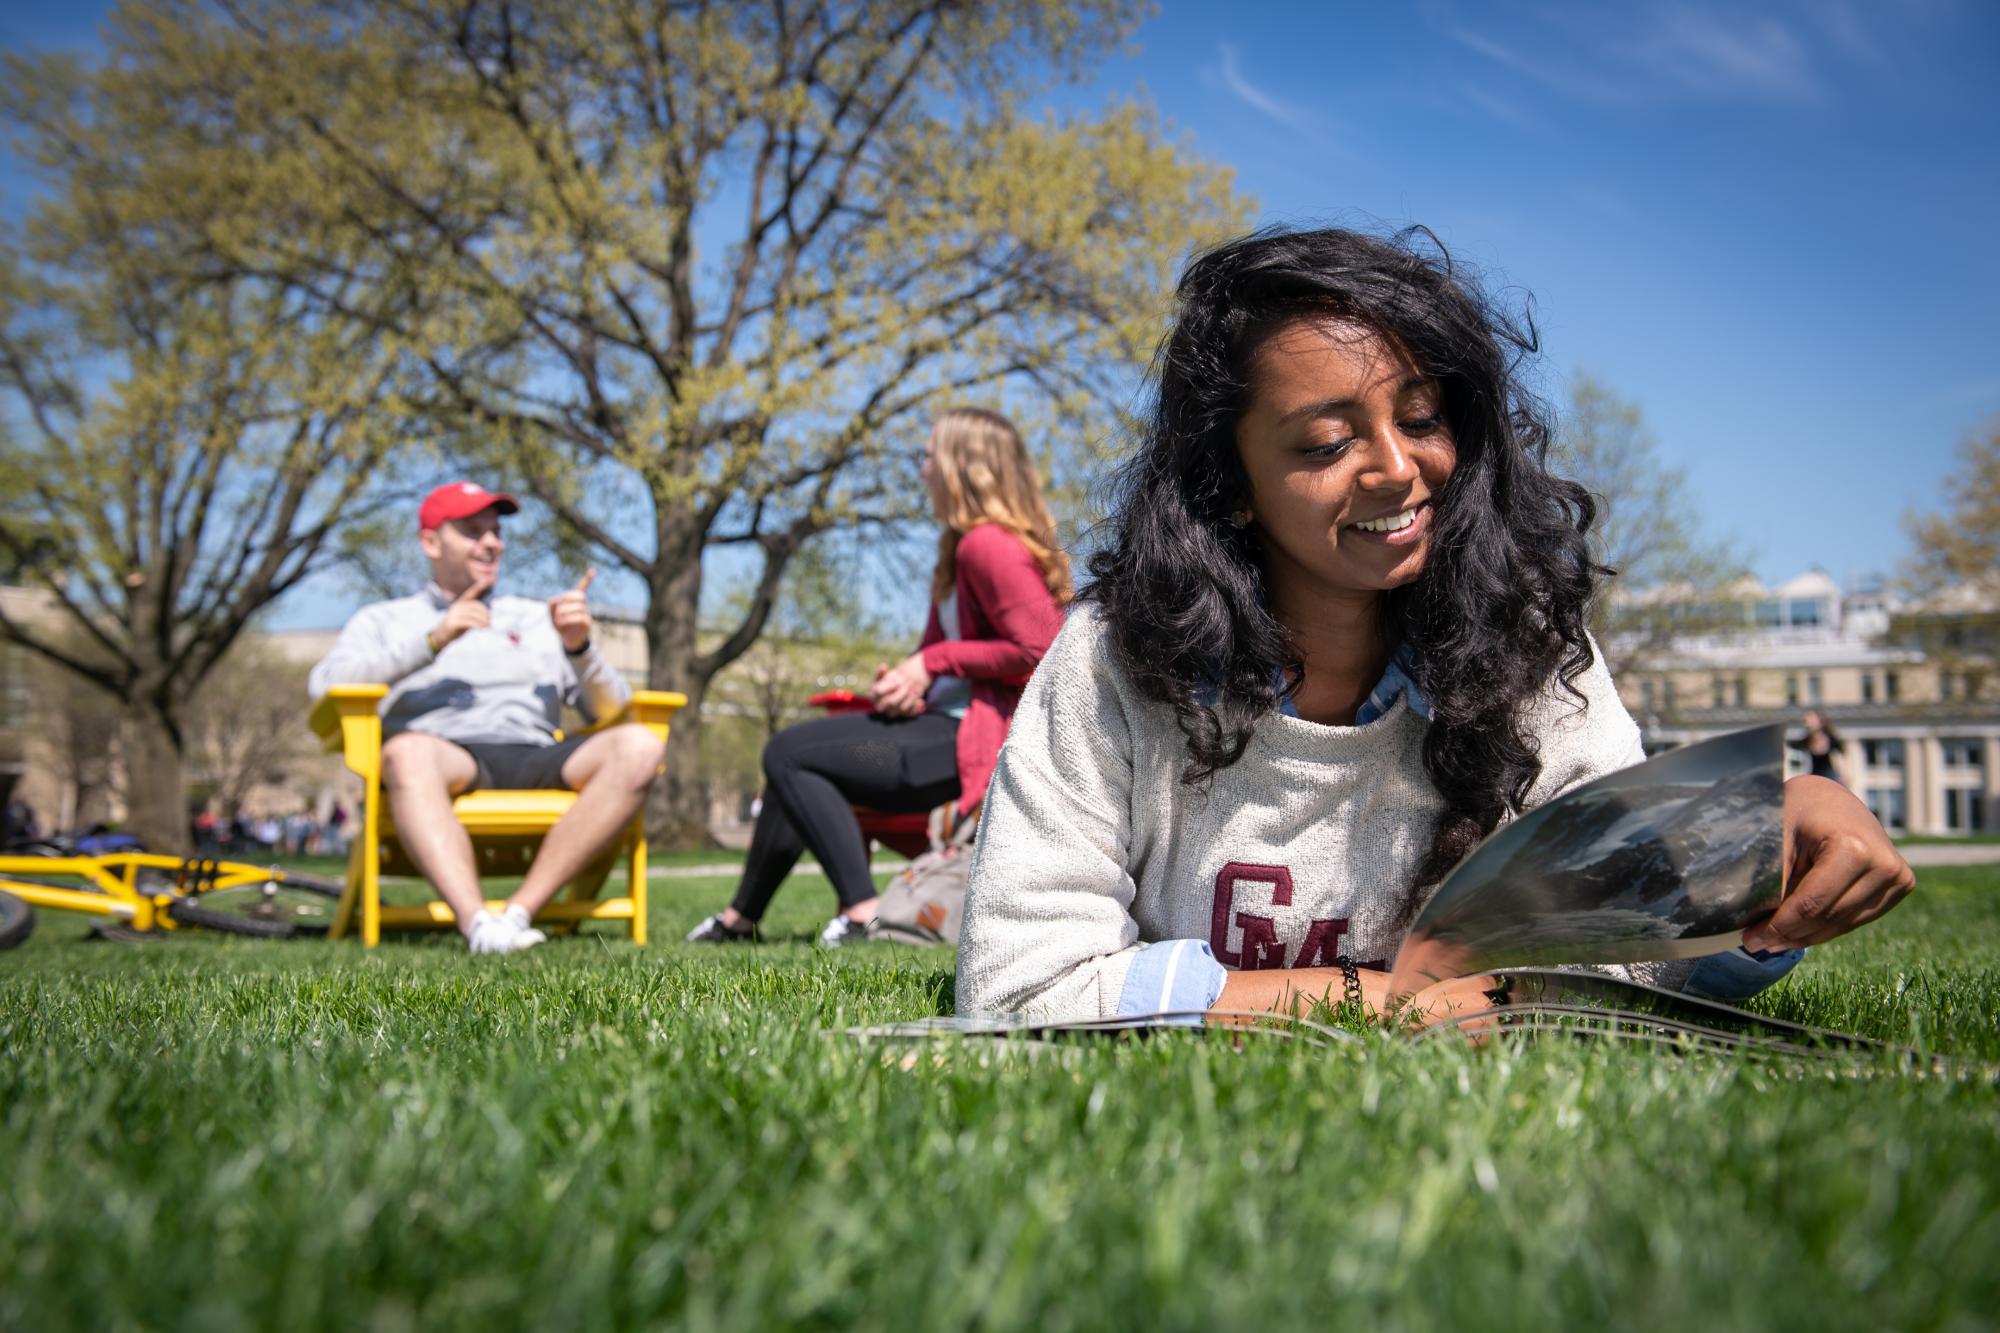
[956,605,1656,1021]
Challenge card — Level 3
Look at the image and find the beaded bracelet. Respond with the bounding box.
[1334,954,1364,1020]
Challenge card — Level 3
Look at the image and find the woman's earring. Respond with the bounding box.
[1228,509,1251,530]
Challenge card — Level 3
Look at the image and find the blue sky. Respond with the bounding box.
[4,0,1996,628]
[1096,0,1999,589]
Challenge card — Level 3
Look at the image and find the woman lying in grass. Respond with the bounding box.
[955,226,1914,1026]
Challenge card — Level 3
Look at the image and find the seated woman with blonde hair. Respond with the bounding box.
[688,407,1071,947]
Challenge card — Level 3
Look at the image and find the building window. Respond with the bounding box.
[1969,670,1987,701]
[1941,672,1955,702]
[1662,678,1677,711]
[1788,599,1823,627]
[1863,739,1906,768]
[1884,671,1900,703]
[1785,675,1799,706]
[1733,676,1747,707]
[1944,788,1987,834]
[1641,680,1655,712]
[1862,673,1875,704]
[1711,676,1726,710]
[1806,674,1822,705]
[1755,600,1784,628]
[1866,787,1908,834]
[1942,739,1986,770]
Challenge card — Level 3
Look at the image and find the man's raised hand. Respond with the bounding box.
[432,571,494,651]
[549,568,595,654]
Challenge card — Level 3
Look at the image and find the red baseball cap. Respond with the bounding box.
[418,481,520,531]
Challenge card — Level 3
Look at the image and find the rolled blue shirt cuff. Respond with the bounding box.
[1683,946,1807,1003]
[1117,939,1230,1026]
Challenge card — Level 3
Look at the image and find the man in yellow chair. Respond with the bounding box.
[308,481,665,954]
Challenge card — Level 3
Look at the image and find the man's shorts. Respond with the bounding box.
[456,735,594,793]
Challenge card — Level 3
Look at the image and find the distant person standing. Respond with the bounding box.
[2,797,38,848]
[1791,709,1846,784]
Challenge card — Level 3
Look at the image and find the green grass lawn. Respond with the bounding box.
[3,862,1997,1331]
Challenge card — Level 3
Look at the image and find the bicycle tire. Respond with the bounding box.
[166,881,338,939]
[267,870,344,898]
[87,922,164,944]
[165,896,302,938]
[0,889,33,950]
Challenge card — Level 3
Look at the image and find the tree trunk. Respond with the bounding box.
[649,676,712,849]
[120,702,189,854]
[644,533,714,849]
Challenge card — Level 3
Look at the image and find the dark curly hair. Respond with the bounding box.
[1085,226,1606,919]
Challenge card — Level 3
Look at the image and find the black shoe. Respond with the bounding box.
[685,913,759,943]
[818,914,872,948]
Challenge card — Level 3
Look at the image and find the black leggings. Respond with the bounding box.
[730,711,961,920]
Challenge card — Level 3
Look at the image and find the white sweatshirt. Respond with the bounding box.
[955,605,1659,1021]
[308,584,630,746]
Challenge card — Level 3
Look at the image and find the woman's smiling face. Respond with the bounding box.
[1234,318,1457,603]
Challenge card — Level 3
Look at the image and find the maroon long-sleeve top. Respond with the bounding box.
[915,522,1066,809]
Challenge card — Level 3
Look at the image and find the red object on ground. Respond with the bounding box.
[807,691,934,858]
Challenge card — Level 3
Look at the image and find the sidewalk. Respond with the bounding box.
[650,859,903,879]
[1900,843,2000,867]
[651,844,1998,877]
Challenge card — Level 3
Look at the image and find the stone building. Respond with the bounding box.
[1614,571,1998,836]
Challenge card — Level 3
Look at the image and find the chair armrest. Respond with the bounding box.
[591,690,688,744]
[309,685,390,779]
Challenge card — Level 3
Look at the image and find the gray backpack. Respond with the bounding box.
[866,811,977,947]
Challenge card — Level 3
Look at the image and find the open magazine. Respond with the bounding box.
[850,726,1893,1058]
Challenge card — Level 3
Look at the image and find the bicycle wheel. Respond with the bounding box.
[269,868,346,897]
[0,889,33,950]
[167,877,340,939]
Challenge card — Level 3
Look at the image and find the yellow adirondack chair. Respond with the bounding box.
[309,685,687,946]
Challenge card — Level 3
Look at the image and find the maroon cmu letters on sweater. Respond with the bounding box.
[914,523,1065,809]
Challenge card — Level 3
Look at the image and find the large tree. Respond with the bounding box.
[1903,417,2000,604]
[1894,417,2000,680]
[0,52,415,849]
[1553,372,1748,680]
[124,0,1248,842]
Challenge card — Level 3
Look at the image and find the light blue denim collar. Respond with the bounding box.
[1272,647,1429,724]
[1194,648,1429,725]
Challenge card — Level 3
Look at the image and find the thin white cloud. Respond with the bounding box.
[1448,3,1842,108]
[1461,83,1545,132]
[1924,377,2000,412]
[1626,7,1821,103]
[1216,43,1309,129]
[1812,0,1878,64]
[1447,24,1631,103]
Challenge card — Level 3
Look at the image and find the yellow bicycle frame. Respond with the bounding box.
[0,853,296,933]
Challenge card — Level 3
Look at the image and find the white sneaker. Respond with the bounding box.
[501,904,547,950]
[466,909,520,955]
[819,914,870,948]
